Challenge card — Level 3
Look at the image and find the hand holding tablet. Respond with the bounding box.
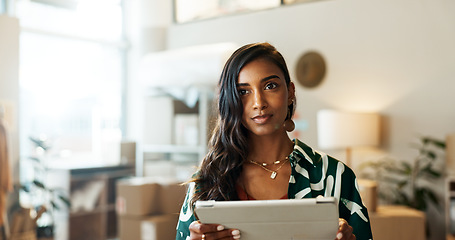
[194,197,339,240]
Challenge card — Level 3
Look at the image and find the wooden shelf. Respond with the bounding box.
[48,165,135,240]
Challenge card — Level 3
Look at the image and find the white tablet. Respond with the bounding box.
[195,197,339,240]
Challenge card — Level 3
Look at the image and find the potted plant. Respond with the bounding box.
[359,136,445,237]
[359,136,444,210]
[17,136,70,239]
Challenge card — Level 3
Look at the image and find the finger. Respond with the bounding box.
[341,224,353,237]
[336,219,354,240]
[189,221,225,234]
[205,229,241,240]
[335,220,345,239]
[338,218,348,228]
[216,235,237,240]
[219,234,240,240]
[231,229,241,239]
[189,221,203,234]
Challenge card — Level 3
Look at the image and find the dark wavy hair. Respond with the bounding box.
[190,42,294,205]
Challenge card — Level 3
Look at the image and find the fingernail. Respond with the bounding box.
[232,229,240,236]
[337,232,343,239]
[233,235,241,239]
[217,225,225,231]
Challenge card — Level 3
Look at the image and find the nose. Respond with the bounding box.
[252,91,267,110]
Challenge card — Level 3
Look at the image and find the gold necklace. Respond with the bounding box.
[256,157,288,166]
[249,157,289,179]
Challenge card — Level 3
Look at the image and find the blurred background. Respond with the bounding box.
[1,0,454,239]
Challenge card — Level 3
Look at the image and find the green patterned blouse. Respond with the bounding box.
[176,139,373,240]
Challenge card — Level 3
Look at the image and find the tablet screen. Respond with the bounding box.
[195,197,339,240]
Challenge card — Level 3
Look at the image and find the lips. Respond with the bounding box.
[252,114,272,124]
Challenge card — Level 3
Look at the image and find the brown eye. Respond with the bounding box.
[238,89,250,95]
[265,82,278,90]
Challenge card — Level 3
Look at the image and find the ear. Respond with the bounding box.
[288,81,296,105]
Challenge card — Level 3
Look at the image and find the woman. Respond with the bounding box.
[176,43,373,240]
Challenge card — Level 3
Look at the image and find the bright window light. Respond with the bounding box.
[16,0,123,41]
[17,0,125,167]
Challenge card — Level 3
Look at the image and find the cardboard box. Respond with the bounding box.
[141,214,179,240]
[160,182,187,215]
[118,214,179,240]
[116,178,160,216]
[370,205,425,240]
[358,178,378,212]
[118,215,145,240]
[116,177,186,216]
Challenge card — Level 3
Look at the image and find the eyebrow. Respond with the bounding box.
[236,75,281,87]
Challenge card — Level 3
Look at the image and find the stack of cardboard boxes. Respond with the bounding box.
[116,177,187,240]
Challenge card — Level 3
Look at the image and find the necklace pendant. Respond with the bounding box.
[270,171,277,179]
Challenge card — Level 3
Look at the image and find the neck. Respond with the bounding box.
[247,132,294,165]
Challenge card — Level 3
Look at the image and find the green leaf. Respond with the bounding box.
[51,201,59,211]
[399,162,413,174]
[421,166,442,178]
[58,195,71,207]
[32,180,46,189]
[28,156,41,163]
[413,189,427,211]
[397,180,408,188]
[20,185,30,192]
[422,137,446,149]
[425,189,439,207]
[29,136,51,151]
[381,176,405,185]
[386,165,409,175]
[396,191,410,205]
[425,151,436,159]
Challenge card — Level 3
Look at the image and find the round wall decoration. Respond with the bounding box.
[295,51,326,88]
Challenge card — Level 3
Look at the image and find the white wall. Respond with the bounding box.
[164,0,455,238]
[167,0,455,156]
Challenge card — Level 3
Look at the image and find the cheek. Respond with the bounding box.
[274,96,289,115]
[240,96,252,109]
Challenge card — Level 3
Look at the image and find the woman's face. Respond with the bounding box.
[237,58,294,137]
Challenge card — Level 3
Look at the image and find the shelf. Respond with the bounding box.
[138,88,213,177]
[69,208,104,217]
[69,204,116,217]
[48,165,135,240]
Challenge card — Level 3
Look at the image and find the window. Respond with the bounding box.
[0,0,5,14]
[16,0,126,167]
